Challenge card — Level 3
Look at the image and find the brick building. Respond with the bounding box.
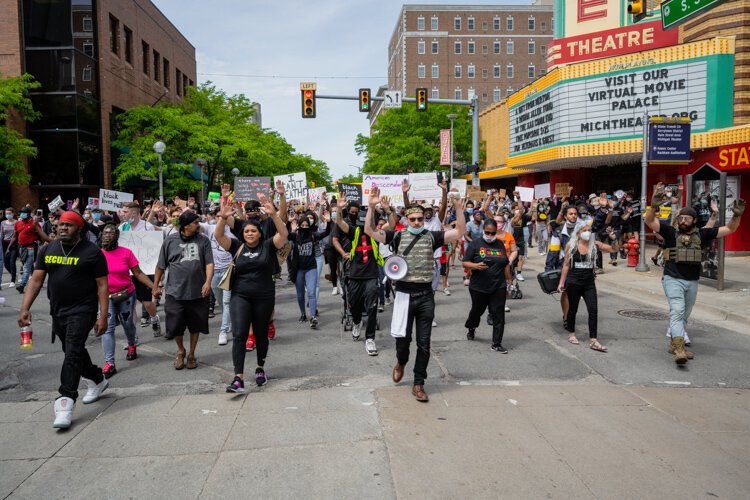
[0,0,196,209]
[387,2,553,106]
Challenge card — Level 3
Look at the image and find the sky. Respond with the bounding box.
[152,0,531,181]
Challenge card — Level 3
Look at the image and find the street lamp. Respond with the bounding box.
[446,113,458,184]
[153,141,166,202]
[195,157,207,208]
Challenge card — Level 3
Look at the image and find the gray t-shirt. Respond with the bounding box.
[157,232,214,300]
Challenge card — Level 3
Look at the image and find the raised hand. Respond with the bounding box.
[710,198,719,214]
[402,178,410,193]
[275,179,285,196]
[258,193,277,216]
[439,178,448,191]
[381,195,392,210]
[218,197,233,219]
[368,186,381,207]
[338,193,348,210]
[732,198,746,216]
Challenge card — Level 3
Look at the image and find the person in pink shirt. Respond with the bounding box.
[99,225,154,378]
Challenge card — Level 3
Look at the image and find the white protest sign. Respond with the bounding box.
[48,195,64,212]
[449,179,467,198]
[307,187,327,204]
[274,172,308,201]
[408,172,442,203]
[514,186,535,202]
[99,189,134,212]
[534,183,551,199]
[362,174,405,207]
[117,231,163,275]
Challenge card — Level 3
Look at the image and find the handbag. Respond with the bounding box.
[537,269,561,295]
[218,244,245,291]
[109,288,130,304]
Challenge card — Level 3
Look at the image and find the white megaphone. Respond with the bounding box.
[383,255,408,281]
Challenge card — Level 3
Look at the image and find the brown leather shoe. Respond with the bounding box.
[412,384,429,402]
[187,355,197,369]
[392,363,404,383]
[174,351,186,370]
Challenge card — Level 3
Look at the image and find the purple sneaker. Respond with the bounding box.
[255,368,267,387]
[226,376,245,394]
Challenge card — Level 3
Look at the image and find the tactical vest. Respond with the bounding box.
[664,228,702,264]
[396,229,434,283]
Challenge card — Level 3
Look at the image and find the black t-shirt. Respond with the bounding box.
[548,201,562,221]
[289,231,319,271]
[229,238,277,298]
[565,249,596,287]
[512,214,531,242]
[383,229,445,293]
[36,239,108,317]
[346,224,379,280]
[332,223,352,253]
[659,221,718,281]
[463,238,510,293]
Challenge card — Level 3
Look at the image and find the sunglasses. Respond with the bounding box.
[408,217,424,223]
[676,216,694,222]
[484,231,497,236]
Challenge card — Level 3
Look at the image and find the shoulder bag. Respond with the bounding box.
[218,244,245,291]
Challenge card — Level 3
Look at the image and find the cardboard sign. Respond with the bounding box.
[307,187,327,204]
[499,188,507,199]
[47,195,64,212]
[554,183,571,197]
[274,172,308,202]
[449,179,467,197]
[362,175,405,206]
[534,183,551,199]
[99,189,134,212]
[234,177,271,201]
[338,183,362,204]
[466,185,483,201]
[408,172,442,203]
[117,231,164,275]
[514,186,534,202]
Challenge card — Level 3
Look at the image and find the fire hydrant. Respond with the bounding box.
[624,236,640,267]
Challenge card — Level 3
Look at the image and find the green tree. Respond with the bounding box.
[354,104,476,175]
[0,73,40,183]
[337,173,362,184]
[113,83,332,199]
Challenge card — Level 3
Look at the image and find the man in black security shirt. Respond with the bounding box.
[18,210,110,429]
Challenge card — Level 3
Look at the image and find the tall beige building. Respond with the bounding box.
[388,3,553,108]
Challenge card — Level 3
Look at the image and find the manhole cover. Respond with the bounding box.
[617,309,670,321]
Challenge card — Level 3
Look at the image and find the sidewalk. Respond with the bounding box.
[1,384,748,499]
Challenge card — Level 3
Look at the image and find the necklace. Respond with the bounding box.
[60,239,80,260]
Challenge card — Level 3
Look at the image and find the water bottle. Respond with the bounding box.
[20,325,33,349]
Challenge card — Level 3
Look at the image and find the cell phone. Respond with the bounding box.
[437,172,444,184]
[36,209,43,216]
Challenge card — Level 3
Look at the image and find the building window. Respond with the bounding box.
[507,16,514,31]
[493,17,501,30]
[540,68,547,76]
[124,26,133,64]
[482,68,488,78]
[482,44,488,54]
[418,64,426,78]
[528,41,535,54]
[528,17,535,30]
[507,64,514,78]
[482,92,488,102]
[454,17,461,30]
[468,41,475,54]
[454,41,461,54]
[493,64,501,78]
[418,40,425,54]
[431,88,439,99]
[454,64,462,78]
[183,75,189,93]
[431,41,439,54]
[163,58,170,88]
[189,79,194,87]
[541,21,547,31]
[82,65,92,82]
[493,88,501,102]
[468,64,475,78]
[507,40,514,54]
[467,17,475,30]
[455,88,462,100]
[176,69,182,96]
[528,64,535,78]
[417,16,425,30]
[493,41,501,54]
[142,41,150,75]
[83,42,94,57]
[431,64,439,78]
[507,87,514,96]
[109,15,119,55]
[83,16,93,32]
[153,49,160,82]
[541,44,547,56]
[431,16,438,30]
[468,88,476,99]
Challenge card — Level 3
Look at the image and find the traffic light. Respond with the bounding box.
[416,88,428,112]
[358,88,370,112]
[301,89,316,118]
[627,0,646,23]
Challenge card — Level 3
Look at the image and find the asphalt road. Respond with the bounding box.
[2,254,749,402]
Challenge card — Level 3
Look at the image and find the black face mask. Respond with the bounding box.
[349,213,359,224]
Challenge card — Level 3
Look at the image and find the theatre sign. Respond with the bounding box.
[507,38,734,164]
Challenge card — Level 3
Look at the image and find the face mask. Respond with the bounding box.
[580,231,592,241]
[482,234,496,243]
[665,191,673,198]
[83,214,91,221]
[349,213,358,224]
[612,201,618,208]
[466,208,474,215]
[20,213,29,220]
[92,213,101,221]
[700,200,708,206]
[565,220,576,228]
[208,219,216,225]
[331,211,337,220]
[407,224,423,235]
[299,226,310,232]
[5,212,12,219]
[171,217,179,226]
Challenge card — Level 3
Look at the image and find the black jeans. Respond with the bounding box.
[53,313,103,401]
[324,248,338,287]
[347,278,378,339]
[3,242,17,282]
[565,281,598,338]
[230,293,275,374]
[465,288,507,345]
[395,291,435,386]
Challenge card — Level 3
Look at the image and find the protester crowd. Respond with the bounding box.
[3,177,744,428]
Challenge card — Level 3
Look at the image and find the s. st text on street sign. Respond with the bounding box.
[299,82,317,91]
[384,91,402,109]
[648,121,691,163]
[662,0,728,30]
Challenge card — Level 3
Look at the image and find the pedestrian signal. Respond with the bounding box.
[302,89,316,118]
[416,88,427,112]
[358,88,370,112]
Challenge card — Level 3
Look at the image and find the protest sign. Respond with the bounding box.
[307,187,327,204]
[47,195,64,212]
[514,186,534,202]
[534,183,551,199]
[207,191,220,203]
[440,129,451,165]
[362,174,405,206]
[118,231,163,275]
[234,177,271,201]
[466,185,483,201]
[554,183,571,197]
[408,172,442,202]
[449,179,467,197]
[338,183,362,204]
[87,197,99,208]
[275,172,308,201]
[499,188,507,199]
[99,189,134,211]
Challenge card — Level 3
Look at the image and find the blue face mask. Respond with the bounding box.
[92,213,102,221]
[407,224,423,235]
[20,213,29,220]
[466,208,474,215]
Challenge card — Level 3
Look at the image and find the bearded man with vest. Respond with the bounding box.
[365,187,466,402]
[645,182,744,365]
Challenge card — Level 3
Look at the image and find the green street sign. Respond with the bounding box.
[662,0,728,30]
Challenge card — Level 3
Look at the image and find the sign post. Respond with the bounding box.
[636,113,651,273]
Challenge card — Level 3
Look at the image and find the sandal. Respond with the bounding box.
[187,355,197,369]
[174,351,186,370]
[590,340,608,352]
[568,335,579,345]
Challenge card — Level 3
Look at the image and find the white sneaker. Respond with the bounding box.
[516,273,525,282]
[505,306,511,313]
[218,332,228,345]
[81,378,108,404]
[352,322,361,341]
[385,297,393,306]
[443,288,451,296]
[432,320,438,327]
[365,338,378,356]
[8,281,15,288]
[332,287,339,296]
[53,397,75,428]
